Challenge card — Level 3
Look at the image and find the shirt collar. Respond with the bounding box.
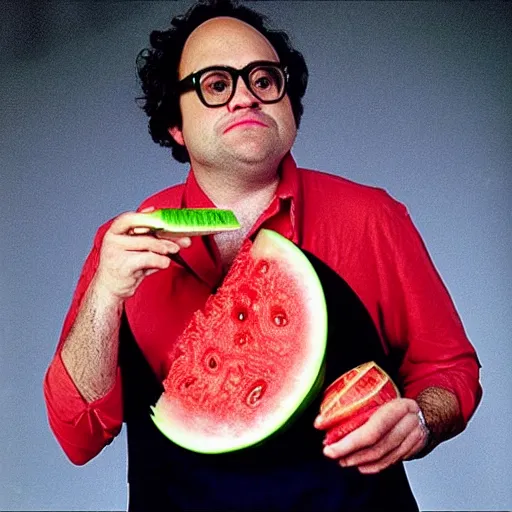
[181,170,216,209]
[276,151,300,203]
[247,152,302,245]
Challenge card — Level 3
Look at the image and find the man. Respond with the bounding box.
[44,1,482,510]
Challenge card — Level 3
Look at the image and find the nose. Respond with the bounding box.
[227,76,260,112]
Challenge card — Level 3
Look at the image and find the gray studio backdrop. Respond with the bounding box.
[1,1,510,510]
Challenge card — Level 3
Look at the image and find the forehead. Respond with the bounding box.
[179,17,279,76]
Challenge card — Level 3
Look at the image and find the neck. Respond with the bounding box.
[193,161,281,209]
[193,161,282,272]
[210,176,279,272]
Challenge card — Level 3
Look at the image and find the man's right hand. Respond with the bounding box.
[93,210,192,301]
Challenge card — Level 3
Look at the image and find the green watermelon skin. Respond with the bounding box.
[151,229,328,454]
[143,208,240,236]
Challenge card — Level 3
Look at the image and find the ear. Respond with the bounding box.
[168,126,185,146]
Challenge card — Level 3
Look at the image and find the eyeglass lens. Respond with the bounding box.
[199,65,285,106]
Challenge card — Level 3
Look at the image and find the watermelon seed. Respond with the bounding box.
[235,308,248,321]
[180,376,196,390]
[203,351,221,372]
[258,261,269,273]
[245,380,267,407]
[237,332,251,346]
[273,312,288,327]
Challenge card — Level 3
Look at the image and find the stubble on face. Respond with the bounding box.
[214,111,283,170]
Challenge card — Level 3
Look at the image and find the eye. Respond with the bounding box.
[255,76,272,90]
[210,80,229,93]
[251,67,282,92]
[201,72,232,96]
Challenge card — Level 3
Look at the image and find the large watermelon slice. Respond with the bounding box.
[150,229,328,454]
[142,208,241,236]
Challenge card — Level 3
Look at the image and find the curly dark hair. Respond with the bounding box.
[136,0,309,163]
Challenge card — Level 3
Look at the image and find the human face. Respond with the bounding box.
[169,17,297,175]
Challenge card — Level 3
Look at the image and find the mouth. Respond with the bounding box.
[223,120,268,134]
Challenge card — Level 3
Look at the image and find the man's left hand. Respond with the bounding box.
[321,398,428,474]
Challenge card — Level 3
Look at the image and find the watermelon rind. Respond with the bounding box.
[142,208,240,236]
[150,229,328,454]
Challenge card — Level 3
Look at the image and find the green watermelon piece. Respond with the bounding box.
[150,229,328,453]
[143,208,240,236]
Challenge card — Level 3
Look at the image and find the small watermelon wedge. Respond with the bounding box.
[150,229,328,454]
[142,208,241,237]
[314,361,400,444]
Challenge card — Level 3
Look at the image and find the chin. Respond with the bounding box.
[233,142,287,165]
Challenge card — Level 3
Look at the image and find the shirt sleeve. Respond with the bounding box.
[377,197,482,425]
[43,220,123,465]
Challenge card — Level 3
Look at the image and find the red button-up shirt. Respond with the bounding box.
[44,153,482,465]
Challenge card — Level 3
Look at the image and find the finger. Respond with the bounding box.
[104,251,171,282]
[175,237,192,248]
[402,436,427,462]
[403,422,429,461]
[337,408,420,468]
[130,229,192,250]
[355,425,425,474]
[324,399,410,459]
[110,212,165,235]
[130,252,172,272]
[140,206,155,213]
[152,234,191,249]
[110,234,181,255]
[154,231,193,245]
[132,227,151,235]
[166,242,182,254]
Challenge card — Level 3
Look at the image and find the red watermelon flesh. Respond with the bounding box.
[151,229,328,453]
[314,361,400,444]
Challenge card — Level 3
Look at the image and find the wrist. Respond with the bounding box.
[416,408,432,451]
[90,275,125,311]
[405,405,434,460]
[412,387,463,458]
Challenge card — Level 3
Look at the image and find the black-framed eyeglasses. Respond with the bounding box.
[176,60,289,108]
